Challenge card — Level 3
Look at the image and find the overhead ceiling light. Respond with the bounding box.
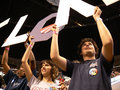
[46,0,60,6]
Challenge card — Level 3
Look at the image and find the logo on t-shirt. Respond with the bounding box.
[89,62,98,68]
[13,82,20,87]
[89,68,98,76]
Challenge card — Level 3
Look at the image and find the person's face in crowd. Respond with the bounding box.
[41,62,52,77]
[81,41,96,57]
[17,65,25,77]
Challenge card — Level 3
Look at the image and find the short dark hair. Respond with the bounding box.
[77,38,99,61]
[38,59,59,81]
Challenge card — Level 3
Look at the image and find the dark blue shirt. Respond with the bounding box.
[63,54,114,90]
[3,69,37,90]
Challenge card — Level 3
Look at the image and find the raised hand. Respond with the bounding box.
[93,7,102,22]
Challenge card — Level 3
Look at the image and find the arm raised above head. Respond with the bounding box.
[1,46,10,74]
[21,36,35,81]
[50,25,67,71]
[93,7,114,62]
[24,40,36,71]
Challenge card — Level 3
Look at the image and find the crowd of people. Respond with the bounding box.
[0,6,118,90]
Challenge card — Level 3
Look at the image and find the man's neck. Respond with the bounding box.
[83,56,96,61]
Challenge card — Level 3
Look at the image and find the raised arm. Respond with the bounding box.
[21,36,34,81]
[1,46,10,74]
[24,42,36,71]
[93,7,114,62]
[50,25,67,71]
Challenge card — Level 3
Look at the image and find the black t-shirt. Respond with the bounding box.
[63,54,114,90]
[3,69,37,90]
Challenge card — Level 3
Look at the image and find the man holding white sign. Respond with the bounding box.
[50,6,114,90]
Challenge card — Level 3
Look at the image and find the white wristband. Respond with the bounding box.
[96,18,102,22]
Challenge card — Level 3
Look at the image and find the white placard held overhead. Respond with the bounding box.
[2,0,96,45]
[0,18,10,28]
[102,0,119,6]
[55,0,70,27]
[55,0,95,27]
[71,0,95,17]
[30,0,95,42]
[2,15,28,47]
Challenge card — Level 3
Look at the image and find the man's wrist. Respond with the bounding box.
[96,17,102,22]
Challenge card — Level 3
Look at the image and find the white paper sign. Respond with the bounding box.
[102,0,119,6]
[55,0,95,27]
[2,0,96,46]
[71,0,95,17]
[0,18,10,28]
[55,0,70,27]
[2,15,28,47]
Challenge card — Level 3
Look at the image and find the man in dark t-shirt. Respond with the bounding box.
[3,69,37,90]
[3,70,28,90]
[50,7,114,90]
[1,41,36,90]
[63,53,114,90]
